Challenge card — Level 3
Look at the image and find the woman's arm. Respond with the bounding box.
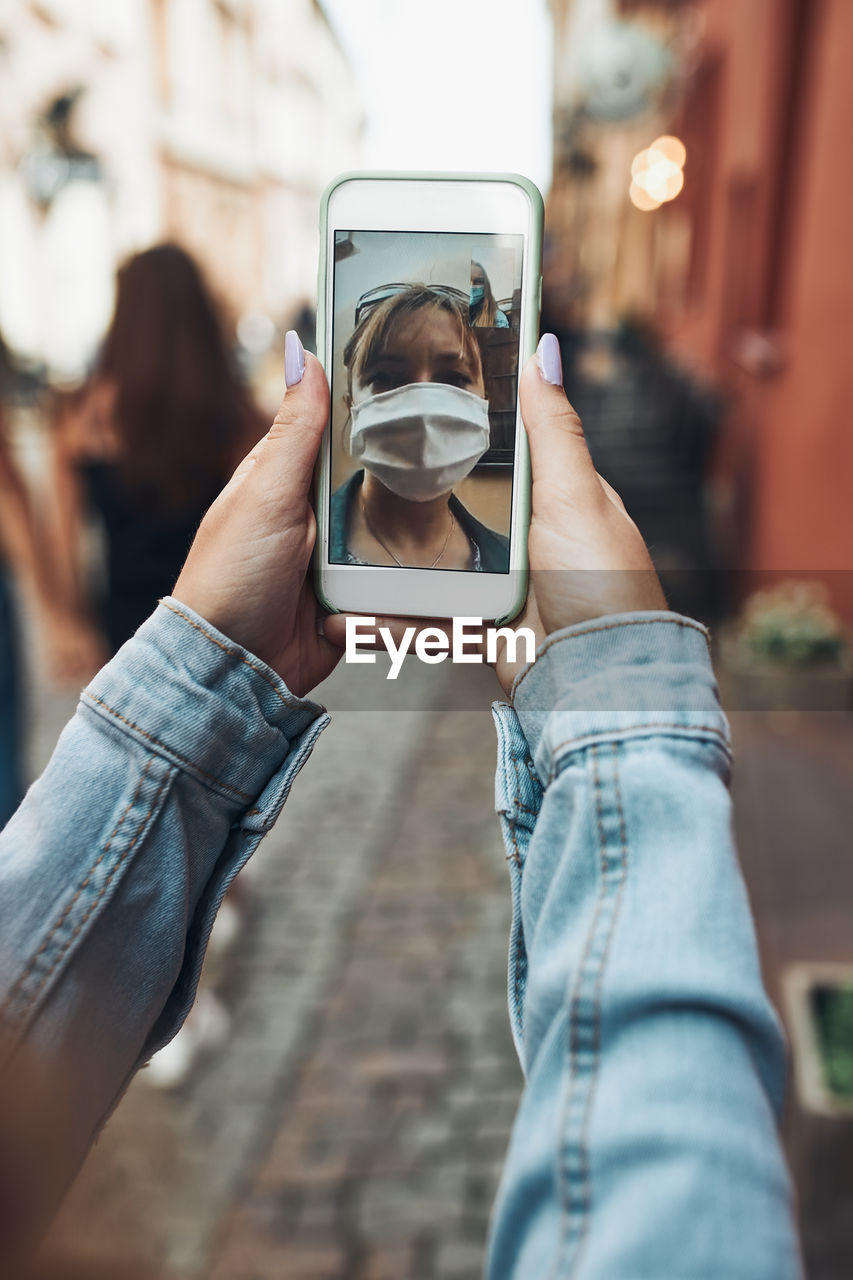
[35,390,118,683]
[0,409,104,687]
[0,411,55,613]
[0,600,327,1251]
[47,388,100,614]
[487,617,802,1278]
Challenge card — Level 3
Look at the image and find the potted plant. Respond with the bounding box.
[783,965,853,1273]
[716,581,852,711]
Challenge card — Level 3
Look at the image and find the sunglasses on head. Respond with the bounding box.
[354,283,470,328]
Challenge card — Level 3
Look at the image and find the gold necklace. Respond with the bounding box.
[362,500,455,569]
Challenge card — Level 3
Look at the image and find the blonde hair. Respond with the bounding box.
[343,285,483,395]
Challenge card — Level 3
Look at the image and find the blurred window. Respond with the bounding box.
[166,0,215,123]
[31,0,75,24]
[89,0,137,51]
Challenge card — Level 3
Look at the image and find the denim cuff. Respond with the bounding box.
[510,612,729,783]
[81,597,328,822]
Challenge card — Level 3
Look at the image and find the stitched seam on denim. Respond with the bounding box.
[505,815,523,867]
[2,763,170,1046]
[525,755,544,805]
[160,599,300,710]
[511,753,540,821]
[237,709,328,832]
[511,616,711,700]
[512,909,527,1042]
[549,745,626,1279]
[494,716,514,818]
[28,770,170,1007]
[0,759,154,1036]
[501,820,527,1050]
[83,692,255,801]
[548,723,729,784]
[566,744,630,1279]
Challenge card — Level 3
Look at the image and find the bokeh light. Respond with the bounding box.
[629,181,662,211]
[650,134,687,168]
[629,135,686,210]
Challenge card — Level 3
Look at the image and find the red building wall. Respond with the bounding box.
[669,0,853,615]
[754,0,853,583]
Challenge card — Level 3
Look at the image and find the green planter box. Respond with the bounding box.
[783,965,853,1277]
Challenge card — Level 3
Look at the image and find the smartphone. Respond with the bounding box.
[314,171,543,624]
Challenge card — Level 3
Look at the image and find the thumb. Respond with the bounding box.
[254,337,330,501]
[519,335,601,515]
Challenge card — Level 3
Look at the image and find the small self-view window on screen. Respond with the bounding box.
[329,230,523,573]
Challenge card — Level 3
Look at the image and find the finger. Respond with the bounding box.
[519,336,600,509]
[225,443,263,488]
[252,345,330,501]
[597,472,628,512]
[296,578,342,668]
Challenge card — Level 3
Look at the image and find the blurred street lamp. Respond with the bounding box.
[20,88,102,212]
[576,19,673,123]
[12,86,111,385]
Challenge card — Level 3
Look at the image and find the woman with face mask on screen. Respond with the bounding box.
[330,285,510,572]
[469,260,510,329]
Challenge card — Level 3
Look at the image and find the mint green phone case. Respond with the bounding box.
[314,171,544,626]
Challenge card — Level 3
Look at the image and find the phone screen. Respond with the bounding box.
[329,230,524,575]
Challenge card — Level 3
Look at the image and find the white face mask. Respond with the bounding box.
[348,382,491,502]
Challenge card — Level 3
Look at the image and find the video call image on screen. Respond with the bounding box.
[329,230,523,573]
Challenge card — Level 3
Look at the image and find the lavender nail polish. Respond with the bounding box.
[537,333,563,387]
[284,329,305,387]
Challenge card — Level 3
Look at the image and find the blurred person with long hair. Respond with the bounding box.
[50,243,265,659]
[48,244,265,1083]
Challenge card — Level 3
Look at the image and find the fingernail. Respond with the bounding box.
[537,333,562,387]
[285,330,305,387]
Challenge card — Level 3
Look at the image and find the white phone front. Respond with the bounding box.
[314,172,543,623]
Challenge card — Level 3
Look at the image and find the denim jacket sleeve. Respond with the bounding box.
[485,613,803,1280]
[0,597,328,1242]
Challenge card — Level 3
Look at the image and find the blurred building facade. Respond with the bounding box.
[665,0,853,617]
[545,0,695,328]
[547,0,853,619]
[0,0,362,382]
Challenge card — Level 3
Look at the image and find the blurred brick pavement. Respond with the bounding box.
[731,709,853,1280]
[730,711,853,997]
